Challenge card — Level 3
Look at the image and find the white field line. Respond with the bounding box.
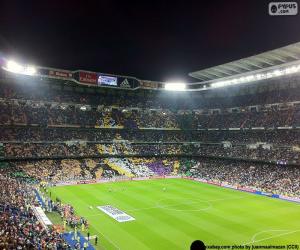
[94,227,121,250]
[250,230,289,243]
[243,229,300,245]
[86,195,247,217]
[84,195,299,249]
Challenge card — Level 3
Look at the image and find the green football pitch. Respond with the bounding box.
[49,178,300,250]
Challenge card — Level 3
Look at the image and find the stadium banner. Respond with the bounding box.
[260,191,273,197]
[193,178,207,183]
[237,187,256,193]
[221,183,237,189]
[55,181,77,186]
[165,175,181,179]
[272,194,280,198]
[97,205,135,223]
[118,77,139,88]
[150,176,165,179]
[97,74,140,88]
[97,179,112,183]
[77,180,96,185]
[207,181,220,186]
[48,69,73,79]
[32,206,52,227]
[78,71,97,84]
[140,80,159,89]
[264,192,274,197]
[132,177,150,181]
[113,177,131,182]
[182,176,194,180]
[98,75,118,86]
[279,195,300,203]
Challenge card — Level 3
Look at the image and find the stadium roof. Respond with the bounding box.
[189,42,300,82]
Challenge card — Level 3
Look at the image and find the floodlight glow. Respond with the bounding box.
[256,74,262,80]
[210,61,300,89]
[290,66,298,73]
[2,60,36,76]
[5,60,23,73]
[273,70,282,76]
[165,82,186,91]
[24,65,37,75]
[247,75,254,81]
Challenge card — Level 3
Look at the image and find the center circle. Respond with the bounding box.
[156,198,212,212]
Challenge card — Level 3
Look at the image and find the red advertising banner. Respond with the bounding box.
[79,71,97,84]
[207,181,221,186]
[77,179,96,185]
[48,69,72,79]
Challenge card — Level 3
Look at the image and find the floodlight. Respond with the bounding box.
[5,60,23,74]
[255,74,262,80]
[210,62,300,89]
[247,75,254,81]
[80,106,87,111]
[211,81,225,88]
[273,70,282,76]
[24,65,37,75]
[2,60,37,76]
[165,82,186,91]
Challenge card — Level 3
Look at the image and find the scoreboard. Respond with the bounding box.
[38,67,140,89]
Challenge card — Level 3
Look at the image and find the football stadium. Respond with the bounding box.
[1,41,300,249]
[1,2,300,249]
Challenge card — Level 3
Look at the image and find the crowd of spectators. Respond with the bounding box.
[1,100,300,129]
[184,159,300,197]
[0,167,70,249]
[11,159,119,183]
[193,106,300,129]
[1,79,300,109]
[3,142,300,164]
[1,127,300,146]
[4,156,300,198]
[4,143,98,158]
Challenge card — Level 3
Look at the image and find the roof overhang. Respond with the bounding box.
[189,42,300,82]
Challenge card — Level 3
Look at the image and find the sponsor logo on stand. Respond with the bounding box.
[120,78,131,88]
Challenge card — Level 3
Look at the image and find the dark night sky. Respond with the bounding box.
[1,0,300,82]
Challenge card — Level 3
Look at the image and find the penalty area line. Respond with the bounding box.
[243,229,300,245]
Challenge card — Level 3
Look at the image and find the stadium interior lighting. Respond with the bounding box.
[2,60,36,76]
[211,64,300,89]
[6,60,23,73]
[165,82,186,91]
[25,65,37,75]
[80,106,87,111]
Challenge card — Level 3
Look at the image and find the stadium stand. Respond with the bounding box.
[1,43,300,248]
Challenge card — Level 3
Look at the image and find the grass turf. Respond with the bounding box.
[49,178,300,250]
